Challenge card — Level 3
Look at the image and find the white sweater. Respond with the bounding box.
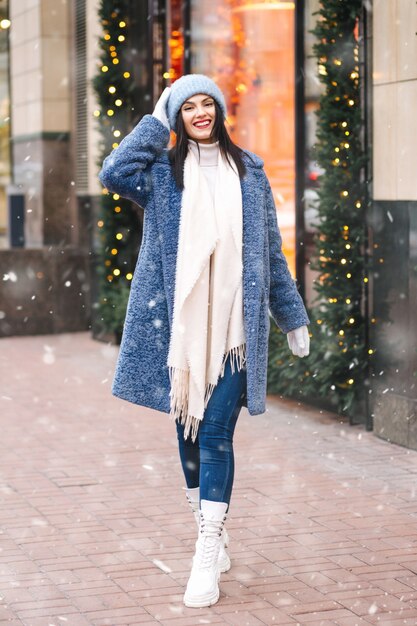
[188,139,219,200]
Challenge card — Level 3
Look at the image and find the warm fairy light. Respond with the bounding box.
[317,319,323,325]
[348,99,355,106]
[355,201,361,208]
[349,317,355,324]
[339,330,344,336]
[348,379,354,385]
[123,71,131,78]
[118,35,125,42]
[114,206,121,213]
[126,273,133,280]
[346,273,352,278]
[113,58,119,65]
[97,220,104,228]
[104,33,111,41]
[93,110,100,117]
[0,19,11,29]
[236,83,248,94]
[107,109,114,116]
[119,21,126,27]
[113,269,121,276]
[341,259,347,265]
[343,225,349,231]
[112,142,119,149]
[113,130,121,137]
[105,260,111,266]
[345,244,351,249]
[346,298,351,304]
[334,147,340,152]
[341,190,348,197]
[368,349,374,355]
[109,86,116,93]
[363,277,368,283]
[334,59,342,65]
[101,65,109,72]
[116,233,123,240]
[113,194,120,200]
[341,121,347,127]
[115,99,123,106]
[111,248,118,255]
[344,143,350,148]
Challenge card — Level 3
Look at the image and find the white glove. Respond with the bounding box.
[287,326,310,358]
[152,87,171,131]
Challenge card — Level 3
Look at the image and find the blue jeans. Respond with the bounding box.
[176,354,247,510]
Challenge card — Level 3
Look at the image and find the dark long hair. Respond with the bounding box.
[168,99,251,190]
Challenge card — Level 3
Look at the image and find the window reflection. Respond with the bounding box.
[190,0,296,274]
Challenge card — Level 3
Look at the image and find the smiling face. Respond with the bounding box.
[180,93,216,143]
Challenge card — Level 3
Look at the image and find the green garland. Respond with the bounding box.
[92,0,137,336]
[268,0,369,416]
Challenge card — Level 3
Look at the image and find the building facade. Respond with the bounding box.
[0,0,416,448]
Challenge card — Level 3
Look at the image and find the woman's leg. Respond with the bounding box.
[176,419,200,488]
[198,355,247,510]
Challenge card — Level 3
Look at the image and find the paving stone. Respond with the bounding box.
[2,332,417,624]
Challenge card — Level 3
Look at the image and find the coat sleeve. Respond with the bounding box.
[264,176,310,334]
[98,114,170,208]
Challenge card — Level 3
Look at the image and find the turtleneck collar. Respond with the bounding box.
[188,138,219,166]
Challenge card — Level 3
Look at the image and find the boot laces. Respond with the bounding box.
[194,514,227,569]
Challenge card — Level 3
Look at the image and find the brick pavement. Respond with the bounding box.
[1,332,417,626]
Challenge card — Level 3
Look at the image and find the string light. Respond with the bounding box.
[108,86,116,93]
[126,273,133,280]
[116,233,123,240]
[113,269,121,276]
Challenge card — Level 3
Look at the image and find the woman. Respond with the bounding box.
[99,74,310,608]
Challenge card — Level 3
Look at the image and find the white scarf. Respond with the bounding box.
[167,143,246,442]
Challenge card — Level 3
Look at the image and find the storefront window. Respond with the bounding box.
[190,0,296,274]
[0,2,10,249]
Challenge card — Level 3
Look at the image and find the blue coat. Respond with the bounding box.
[99,114,309,417]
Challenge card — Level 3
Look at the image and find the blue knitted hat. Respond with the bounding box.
[167,74,227,132]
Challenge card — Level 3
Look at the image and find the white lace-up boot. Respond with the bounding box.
[183,499,228,608]
[183,486,230,572]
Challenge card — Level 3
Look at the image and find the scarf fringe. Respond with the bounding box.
[168,342,247,443]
